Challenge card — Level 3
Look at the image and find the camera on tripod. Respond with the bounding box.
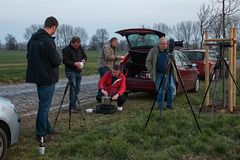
[168,39,184,53]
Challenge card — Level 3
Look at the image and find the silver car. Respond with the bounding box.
[0,96,20,159]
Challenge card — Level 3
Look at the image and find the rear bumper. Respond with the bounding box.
[126,78,156,93]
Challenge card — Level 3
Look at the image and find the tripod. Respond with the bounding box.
[199,44,240,115]
[52,77,88,133]
[145,52,202,133]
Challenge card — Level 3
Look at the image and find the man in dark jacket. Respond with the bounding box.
[26,16,61,141]
[62,36,87,112]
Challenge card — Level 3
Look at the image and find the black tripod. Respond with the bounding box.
[145,47,201,133]
[199,43,240,115]
[52,78,88,133]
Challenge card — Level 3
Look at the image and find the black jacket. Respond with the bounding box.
[62,44,87,73]
[26,29,61,85]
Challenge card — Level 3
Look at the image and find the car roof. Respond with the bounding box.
[115,28,165,37]
[183,49,217,53]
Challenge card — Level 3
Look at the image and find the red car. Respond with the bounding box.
[116,28,199,94]
[183,50,217,79]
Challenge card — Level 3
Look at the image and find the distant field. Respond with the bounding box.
[0,50,103,83]
[0,49,239,83]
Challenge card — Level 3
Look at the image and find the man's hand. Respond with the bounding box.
[115,55,124,60]
[112,93,119,100]
[74,62,82,70]
[101,89,108,96]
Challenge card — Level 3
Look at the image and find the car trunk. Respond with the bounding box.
[121,50,156,92]
[123,50,149,78]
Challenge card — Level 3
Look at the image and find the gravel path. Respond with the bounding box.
[0,75,99,117]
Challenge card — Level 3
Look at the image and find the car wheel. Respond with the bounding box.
[0,128,7,160]
[192,78,200,92]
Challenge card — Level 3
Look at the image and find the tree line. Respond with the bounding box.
[1,0,239,51]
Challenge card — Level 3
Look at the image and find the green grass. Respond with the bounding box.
[0,50,101,83]
[4,82,240,159]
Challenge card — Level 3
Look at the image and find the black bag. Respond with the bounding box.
[95,104,117,114]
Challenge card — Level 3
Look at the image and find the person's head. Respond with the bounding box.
[158,37,168,51]
[110,37,118,48]
[44,16,58,36]
[111,64,120,77]
[70,36,81,49]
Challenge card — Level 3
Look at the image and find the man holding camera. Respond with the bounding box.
[97,37,124,77]
[62,36,87,113]
[146,37,177,111]
[26,16,61,141]
[96,64,126,111]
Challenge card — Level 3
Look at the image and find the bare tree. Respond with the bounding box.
[173,21,193,48]
[5,34,18,50]
[23,24,43,41]
[153,23,172,38]
[213,0,240,37]
[173,24,184,41]
[56,24,74,47]
[192,22,201,48]
[197,3,216,48]
[96,28,109,49]
[88,35,99,51]
[73,27,89,45]
[117,40,128,51]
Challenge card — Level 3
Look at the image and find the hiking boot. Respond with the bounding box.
[166,105,174,110]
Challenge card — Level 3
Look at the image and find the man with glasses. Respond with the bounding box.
[146,37,177,111]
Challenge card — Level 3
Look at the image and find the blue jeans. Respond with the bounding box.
[36,83,55,138]
[66,72,82,110]
[98,67,109,77]
[155,73,175,110]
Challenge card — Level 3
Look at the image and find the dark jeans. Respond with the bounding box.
[66,72,82,110]
[98,67,109,78]
[36,83,55,138]
[96,90,126,107]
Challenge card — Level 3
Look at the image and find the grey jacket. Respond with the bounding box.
[145,45,178,83]
[97,43,116,70]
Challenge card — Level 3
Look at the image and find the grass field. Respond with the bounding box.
[4,84,240,160]
[2,49,240,159]
[0,50,127,83]
[0,50,101,83]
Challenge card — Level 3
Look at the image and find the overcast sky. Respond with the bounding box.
[0,0,211,43]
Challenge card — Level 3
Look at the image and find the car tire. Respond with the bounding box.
[192,78,200,92]
[0,128,7,160]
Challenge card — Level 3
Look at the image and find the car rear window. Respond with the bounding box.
[183,52,204,61]
[127,34,160,48]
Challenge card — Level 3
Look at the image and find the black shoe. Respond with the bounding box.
[166,106,174,110]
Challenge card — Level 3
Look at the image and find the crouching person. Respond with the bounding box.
[96,64,127,111]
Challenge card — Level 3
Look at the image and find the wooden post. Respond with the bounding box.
[204,32,209,107]
[233,28,237,109]
[228,28,233,112]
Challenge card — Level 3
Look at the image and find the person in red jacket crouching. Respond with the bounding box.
[96,64,127,111]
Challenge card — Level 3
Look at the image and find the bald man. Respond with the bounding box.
[146,37,177,111]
